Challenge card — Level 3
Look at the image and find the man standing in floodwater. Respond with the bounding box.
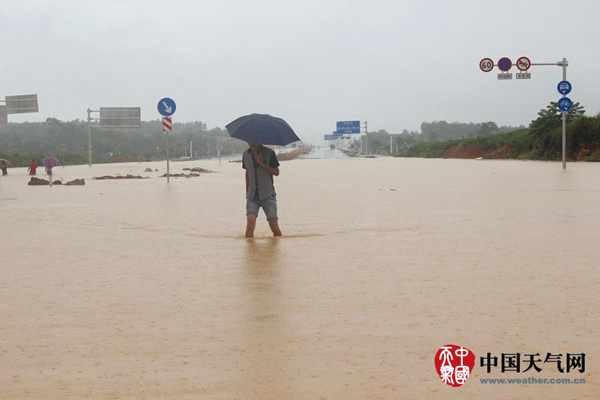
[242,143,281,238]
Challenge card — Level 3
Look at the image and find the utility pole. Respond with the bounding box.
[87,108,92,166]
[218,138,222,164]
[360,121,369,154]
[365,120,368,154]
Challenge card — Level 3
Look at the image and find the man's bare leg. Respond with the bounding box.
[246,214,257,238]
[268,220,282,237]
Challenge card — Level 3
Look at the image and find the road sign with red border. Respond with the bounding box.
[497,57,512,72]
[479,58,494,72]
[516,56,531,71]
[162,116,172,132]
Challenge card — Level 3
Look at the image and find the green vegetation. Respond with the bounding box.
[3,102,599,165]
[405,129,530,159]
[0,119,248,167]
[403,102,600,161]
[363,120,522,155]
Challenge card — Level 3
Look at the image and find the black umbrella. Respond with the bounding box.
[226,114,300,146]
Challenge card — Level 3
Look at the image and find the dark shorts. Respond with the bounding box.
[246,194,278,221]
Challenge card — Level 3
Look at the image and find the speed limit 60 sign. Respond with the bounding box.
[480,58,494,72]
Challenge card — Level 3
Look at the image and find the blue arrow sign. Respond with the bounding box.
[557,97,573,112]
[557,80,572,95]
[157,97,176,117]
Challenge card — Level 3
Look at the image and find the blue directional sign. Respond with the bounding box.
[336,120,361,134]
[157,97,176,117]
[324,134,335,141]
[557,80,572,95]
[557,97,573,112]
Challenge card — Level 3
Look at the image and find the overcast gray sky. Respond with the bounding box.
[2,0,599,143]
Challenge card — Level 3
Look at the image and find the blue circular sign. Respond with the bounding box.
[557,97,573,112]
[497,57,512,72]
[157,97,176,117]
[557,80,572,95]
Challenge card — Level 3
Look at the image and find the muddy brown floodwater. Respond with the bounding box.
[1,154,599,399]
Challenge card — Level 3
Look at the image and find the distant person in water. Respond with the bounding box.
[45,164,54,186]
[28,159,38,175]
[242,143,281,238]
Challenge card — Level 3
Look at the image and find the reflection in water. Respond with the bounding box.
[241,239,297,399]
[244,238,283,320]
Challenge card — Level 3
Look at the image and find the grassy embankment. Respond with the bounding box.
[404,115,600,161]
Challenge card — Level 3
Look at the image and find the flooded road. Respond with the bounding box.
[297,146,347,159]
[1,157,599,399]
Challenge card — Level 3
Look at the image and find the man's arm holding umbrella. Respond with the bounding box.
[255,152,279,176]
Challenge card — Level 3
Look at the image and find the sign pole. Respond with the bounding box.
[481,56,571,169]
[166,129,170,183]
[157,98,176,183]
[161,117,173,182]
[561,57,567,170]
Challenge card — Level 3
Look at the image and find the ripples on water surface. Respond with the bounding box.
[1,156,599,399]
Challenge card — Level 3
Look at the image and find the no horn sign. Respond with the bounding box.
[516,56,531,71]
